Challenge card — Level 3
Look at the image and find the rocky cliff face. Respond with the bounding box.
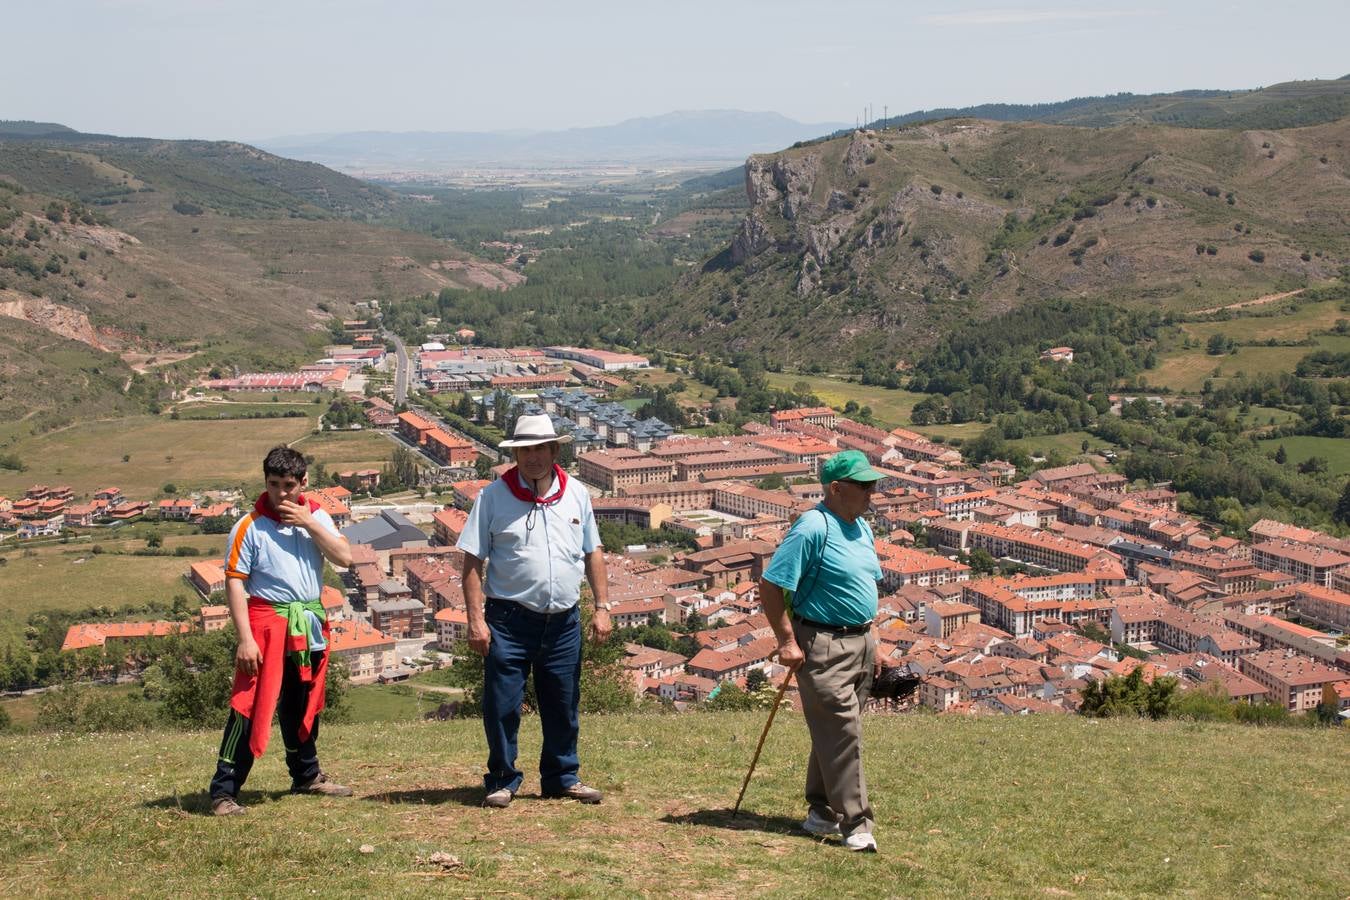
[651,116,1350,365]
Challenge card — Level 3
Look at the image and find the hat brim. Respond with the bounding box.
[499,434,573,449]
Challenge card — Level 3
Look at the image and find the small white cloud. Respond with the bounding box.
[921,8,1152,27]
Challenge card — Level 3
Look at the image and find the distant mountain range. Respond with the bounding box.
[865,77,1350,133]
[255,110,850,170]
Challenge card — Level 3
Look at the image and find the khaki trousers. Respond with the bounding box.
[792,618,876,837]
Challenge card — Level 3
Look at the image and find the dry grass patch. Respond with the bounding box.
[763,373,926,429]
[1152,335,1350,392]
[293,429,400,472]
[0,416,311,497]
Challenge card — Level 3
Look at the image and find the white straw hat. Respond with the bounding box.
[499,413,573,448]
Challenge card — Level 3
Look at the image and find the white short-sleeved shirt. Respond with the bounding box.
[224,506,339,603]
[457,472,600,613]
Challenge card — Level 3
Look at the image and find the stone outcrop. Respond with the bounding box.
[0,292,107,350]
[730,213,775,264]
[844,131,874,177]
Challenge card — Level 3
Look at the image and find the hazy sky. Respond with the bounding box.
[10,0,1348,140]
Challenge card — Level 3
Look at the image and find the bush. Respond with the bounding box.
[156,631,240,727]
[1248,250,1265,263]
[930,184,943,195]
[36,683,157,733]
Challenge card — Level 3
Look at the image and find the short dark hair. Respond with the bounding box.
[263,445,307,480]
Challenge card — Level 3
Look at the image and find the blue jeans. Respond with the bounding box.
[482,599,582,795]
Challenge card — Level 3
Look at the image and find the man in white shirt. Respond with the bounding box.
[458,415,611,808]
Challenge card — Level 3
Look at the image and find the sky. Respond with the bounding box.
[8,0,1348,141]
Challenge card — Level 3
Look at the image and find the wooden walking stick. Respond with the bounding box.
[733,668,795,815]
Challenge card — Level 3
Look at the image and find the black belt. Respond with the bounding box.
[486,597,577,620]
[793,614,870,635]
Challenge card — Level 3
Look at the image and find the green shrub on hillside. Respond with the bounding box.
[36,683,157,733]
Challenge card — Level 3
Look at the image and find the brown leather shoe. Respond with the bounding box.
[483,788,514,808]
[291,773,353,796]
[544,782,602,804]
[211,796,247,816]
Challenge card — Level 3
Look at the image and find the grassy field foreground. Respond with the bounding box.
[0,714,1346,897]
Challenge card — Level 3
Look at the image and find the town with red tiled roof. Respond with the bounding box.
[15,338,1348,723]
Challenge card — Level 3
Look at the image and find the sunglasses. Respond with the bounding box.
[838,479,879,492]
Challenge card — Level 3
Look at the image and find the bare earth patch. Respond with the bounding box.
[429,258,527,291]
[1194,288,1304,315]
[0,291,106,349]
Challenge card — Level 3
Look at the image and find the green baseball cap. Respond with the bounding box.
[819,449,885,486]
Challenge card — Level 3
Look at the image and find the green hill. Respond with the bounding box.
[874,78,1350,132]
[0,713,1344,896]
[638,115,1350,366]
[0,136,521,438]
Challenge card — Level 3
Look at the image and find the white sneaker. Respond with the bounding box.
[801,808,842,837]
[844,831,878,852]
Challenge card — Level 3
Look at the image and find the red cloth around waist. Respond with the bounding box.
[228,596,330,758]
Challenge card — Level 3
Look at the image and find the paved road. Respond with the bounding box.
[387,331,411,405]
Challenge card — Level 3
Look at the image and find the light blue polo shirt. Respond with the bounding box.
[763,503,881,628]
[457,472,601,613]
[224,508,339,603]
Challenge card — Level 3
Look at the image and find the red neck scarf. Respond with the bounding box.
[253,491,319,523]
[503,465,568,505]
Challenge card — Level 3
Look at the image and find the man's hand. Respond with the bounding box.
[236,638,262,676]
[590,608,612,644]
[776,638,805,670]
[468,616,491,657]
[276,498,316,530]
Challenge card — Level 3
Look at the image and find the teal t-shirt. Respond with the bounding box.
[763,504,881,627]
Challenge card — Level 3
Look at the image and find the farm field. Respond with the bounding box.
[1006,430,1113,459]
[626,367,720,407]
[1239,405,1304,431]
[167,400,321,421]
[763,373,926,429]
[1180,299,1347,345]
[1256,436,1350,477]
[0,416,311,497]
[291,429,399,472]
[1150,334,1350,392]
[0,545,213,644]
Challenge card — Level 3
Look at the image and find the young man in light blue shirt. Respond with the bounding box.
[761,449,884,852]
[458,415,611,808]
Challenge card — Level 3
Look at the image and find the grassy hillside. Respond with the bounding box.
[0,714,1344,896]
[876,77,1350,132]
[0,138,520,435]
[641,114,1350,366]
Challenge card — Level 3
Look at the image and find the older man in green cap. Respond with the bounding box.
[760,449,885,852]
